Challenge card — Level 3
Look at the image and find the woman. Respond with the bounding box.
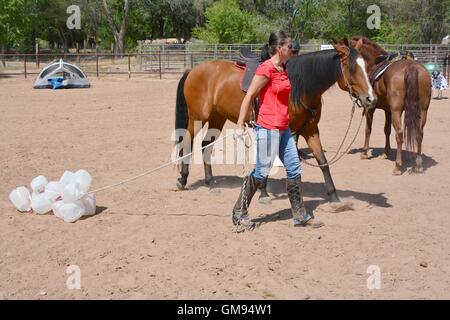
[233,31,324,230]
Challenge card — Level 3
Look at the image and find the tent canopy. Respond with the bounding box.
[34,59,90,89]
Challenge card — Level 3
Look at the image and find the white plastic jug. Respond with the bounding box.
[62,182,84,203]
[44,181,62,203]
[82,194,96,216]
[9,186,32,212]
[31,192,52,214]
[72,169,92,193]
[30,175,48,194]
[60,202,85,223]
[59,171,74,188]
[52,200,65,219]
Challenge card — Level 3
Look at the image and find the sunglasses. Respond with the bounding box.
[279,43,299,54]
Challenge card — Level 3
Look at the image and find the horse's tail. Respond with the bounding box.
[174,70,191,169]
[404,63,420,154]
[175,70,190,131]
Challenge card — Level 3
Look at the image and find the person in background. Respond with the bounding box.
[291,40,300,55]
[432,70,448,99]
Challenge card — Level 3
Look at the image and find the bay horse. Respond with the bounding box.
[340,37,432,175]
[174,39,376,203]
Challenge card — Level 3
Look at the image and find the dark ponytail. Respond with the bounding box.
[260,43,271,61]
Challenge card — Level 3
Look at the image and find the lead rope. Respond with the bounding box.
[236,124,252,213]
[89,132,235,195]
[300,99,365,168]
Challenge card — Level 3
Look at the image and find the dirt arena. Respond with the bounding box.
[1,75,449,300]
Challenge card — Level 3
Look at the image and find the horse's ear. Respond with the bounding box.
[344,37,349,46]
[332,41,348,57]
[331,38,338,45]
[355,38,363,51]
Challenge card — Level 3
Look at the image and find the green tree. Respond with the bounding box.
[102,0,132,55]
[192,0,266,43]
[418,0,449,43]
[0,0,32,53]
[139,0,201,42]
[34,0,87,52]
[371,0,449,44]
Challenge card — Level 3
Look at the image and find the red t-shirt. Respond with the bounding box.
[255,60,291,130]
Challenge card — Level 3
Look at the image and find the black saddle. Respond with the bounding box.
[375,51,415,65]
[237,48,263,125]
[239,48,262,93]
[370,51,416,84]
[240,47,260,60]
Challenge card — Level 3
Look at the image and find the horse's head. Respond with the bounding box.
[331,38,377,109]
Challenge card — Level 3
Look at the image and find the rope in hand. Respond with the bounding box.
[234,123,253,178]
[234,123,253,218]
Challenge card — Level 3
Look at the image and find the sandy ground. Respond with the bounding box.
[1,75,450,300]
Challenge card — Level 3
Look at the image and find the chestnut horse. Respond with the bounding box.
[175,39,376,203]
[341,37,432,174]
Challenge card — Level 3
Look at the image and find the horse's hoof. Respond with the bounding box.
[176,180,186,190]
[209,187,221,194]
[259,196,272,204]
[382,153,389,159]
[408,167,423,174]
[360,153,369,160]
[232,215,257,233]
[393,168,402,176]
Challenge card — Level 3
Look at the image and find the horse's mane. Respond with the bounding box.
[286,47,358,104]
[347,36,388,65]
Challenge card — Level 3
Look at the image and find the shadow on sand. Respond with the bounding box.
[187,175,390,222]
[348,147,438,173]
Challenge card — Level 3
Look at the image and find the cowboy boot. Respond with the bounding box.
[232,175,261,229]
[286,177,324,228]
[258,177,271,204]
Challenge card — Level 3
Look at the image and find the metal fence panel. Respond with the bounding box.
[1,43,449,79]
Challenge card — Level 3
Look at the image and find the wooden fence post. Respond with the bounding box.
[96,51,99,78]
[35,42,39,68]
[76,43,80,65]
[1,43,6,67]
[24,55,27,79]
[138,41,143,72]
[159,50,162,79]
[128,54,131,78]
[162,44,165,74]
[111,43,115,64]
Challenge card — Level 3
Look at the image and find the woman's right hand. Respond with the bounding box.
[234,124,245,140]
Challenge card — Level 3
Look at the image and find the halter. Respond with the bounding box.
[339,53,364,109]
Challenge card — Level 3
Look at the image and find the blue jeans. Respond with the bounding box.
[251,124,302,181]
